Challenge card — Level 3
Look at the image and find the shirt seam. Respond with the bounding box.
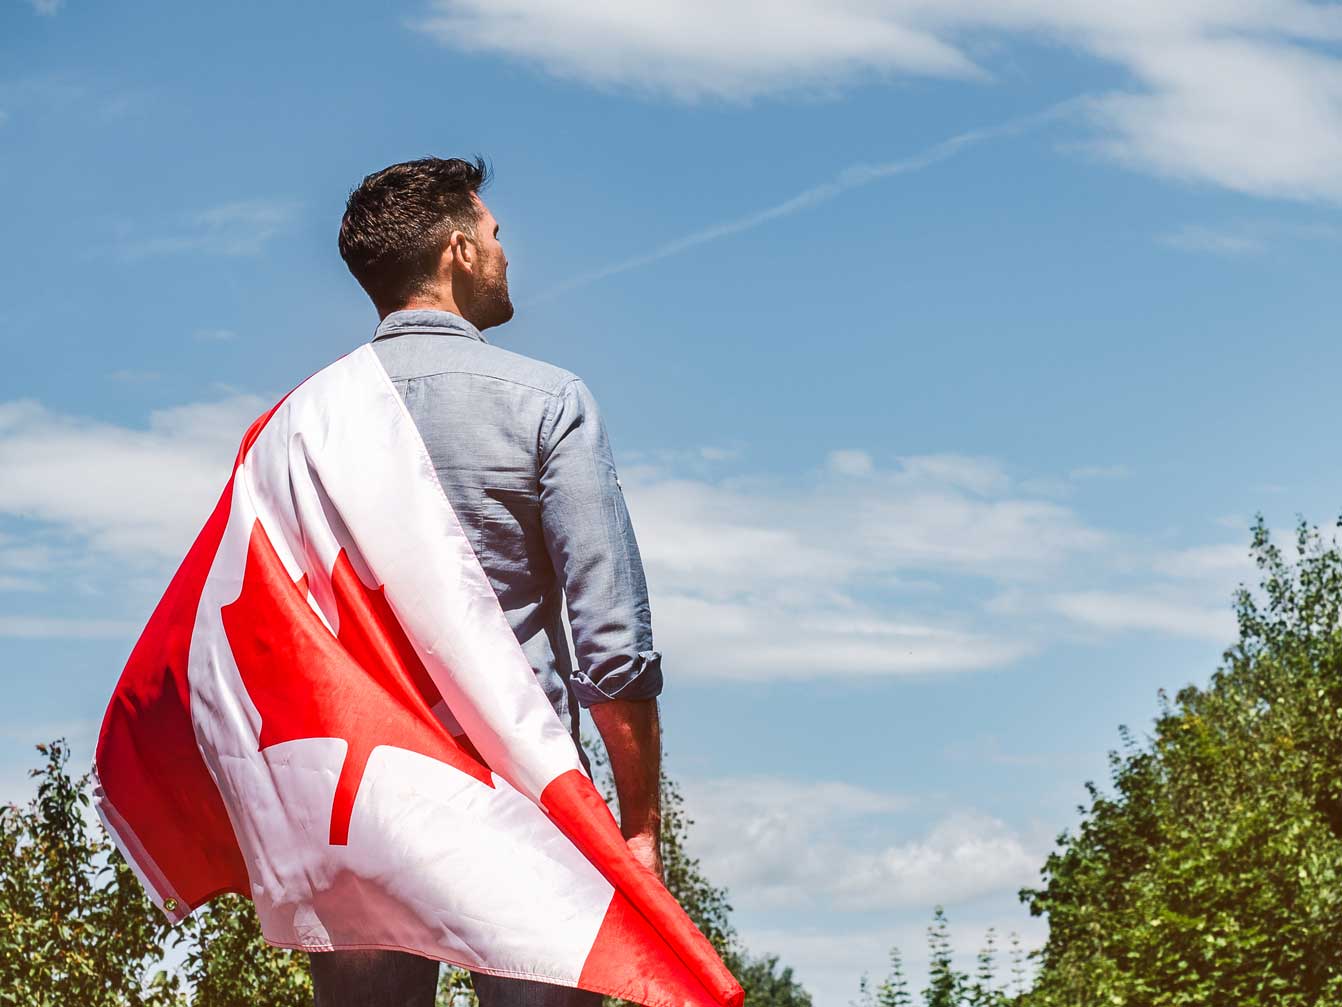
[537,388,555,463]
[537,377,584,465]
[391,368,575,397]
[374,327,486,343]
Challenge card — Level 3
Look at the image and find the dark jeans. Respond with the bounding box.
[307,949,605,1007]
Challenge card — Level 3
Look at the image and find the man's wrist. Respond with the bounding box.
[620,816,662,842]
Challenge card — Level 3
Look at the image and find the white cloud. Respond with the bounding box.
[0,534,57,586]
[1160,224,1267,255]
[0,76,146,127]
[108,368,162,383]
[1160,217,1342,255]
[653,593,1033,680]
[414,0,1342,202]
[1048,589,1237,641]
[627,453,1105,595]
[0,391,1245,676]
[28,0,64,15]
[1152,542,1255,585]
[894,454,1010,495]
[1082,30,1342,202]
[413,0,978,102]
[118,198,300,258]
[1068,464,1131,481]
[679,773,1049,1003]
[681,775,1041,912]
[622,450,1115,680]
[698,445,742,463]
[615,448,1257,679]
[0,719,96,743]
[193,328,238,342]
[827,448,874,476]
[0,615,138,639]
[0,394,266,559]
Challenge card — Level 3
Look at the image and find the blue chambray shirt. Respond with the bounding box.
[369,309,662,748]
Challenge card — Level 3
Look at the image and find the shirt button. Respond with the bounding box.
[164,897,179,912]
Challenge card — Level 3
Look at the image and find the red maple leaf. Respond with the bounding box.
[221,519,493,845]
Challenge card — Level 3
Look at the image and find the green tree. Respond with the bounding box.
[0,740,184,1007]
[180,895,311,1006]
[966,930,1007,1007]
[1022,516,1342,1005]
[858,910,1017,1007]
[923,908,963,1007]
[0,739,313,1007]
[732,955,812,1007]
[881,948,913,1007]
[856,947,911,1007]
[437,966,477,1007]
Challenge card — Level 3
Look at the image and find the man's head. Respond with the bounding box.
[338,156,513,330]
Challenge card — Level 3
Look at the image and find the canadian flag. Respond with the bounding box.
[93,345,744,1007]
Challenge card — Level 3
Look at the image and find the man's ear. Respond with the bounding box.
[446,230,475,276]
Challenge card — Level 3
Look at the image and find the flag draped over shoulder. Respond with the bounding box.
[92,345,743,1007]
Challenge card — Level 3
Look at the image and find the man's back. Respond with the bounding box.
[368,308,663,749]
[321,158,671,1007]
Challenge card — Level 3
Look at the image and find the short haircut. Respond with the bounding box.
[338,156,491,313]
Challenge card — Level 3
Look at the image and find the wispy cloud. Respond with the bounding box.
[0,76,149,126]
[0,616,138,639]
[619,447,1249,679]
[1160,218,1342,255]
[108,368,161,384]
[415,0,1342,203]
[412,0,979,101]
[681,775,1041,911]
[117,199,301,259]
[827,449,876,477]
[0,394,1253,676]
[0,719,95,744]
[28,0,64,15]
[0,394,266,559]
[1160,224,1268,256]
[1069,464,1131,481]
[1046,589,1237,641]
[193,328,238,343]
[532,104,1073,300]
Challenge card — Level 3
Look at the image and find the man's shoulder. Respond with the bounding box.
[472,341,582,398]
[371,334,581,399]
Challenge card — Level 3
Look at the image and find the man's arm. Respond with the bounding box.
[589,697,663,878]
[538,377,664,877]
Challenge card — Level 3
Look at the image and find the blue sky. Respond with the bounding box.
[4,0,1342,1002]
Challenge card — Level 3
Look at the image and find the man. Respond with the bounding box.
[305,156,665,1007]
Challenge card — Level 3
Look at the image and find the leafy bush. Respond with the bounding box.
[855,908,1026,1007]
[1022,517,1342,1005]
[0,740,312,1007]
[0,740,183,1007]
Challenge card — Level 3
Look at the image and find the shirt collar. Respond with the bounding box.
[372,309,488,345]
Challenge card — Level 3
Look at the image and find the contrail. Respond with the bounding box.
[527,98,1083,304]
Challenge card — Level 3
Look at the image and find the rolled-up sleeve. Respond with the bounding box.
[538,377,663,706]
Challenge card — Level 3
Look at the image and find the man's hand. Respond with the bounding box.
[625,829,664,881]
[589,697,663,881]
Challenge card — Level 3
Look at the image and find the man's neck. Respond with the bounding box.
[384,294,469,323]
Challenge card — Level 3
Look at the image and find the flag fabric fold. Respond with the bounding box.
[93,345,744,1007]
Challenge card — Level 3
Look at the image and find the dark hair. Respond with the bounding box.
[338,156,491,312]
